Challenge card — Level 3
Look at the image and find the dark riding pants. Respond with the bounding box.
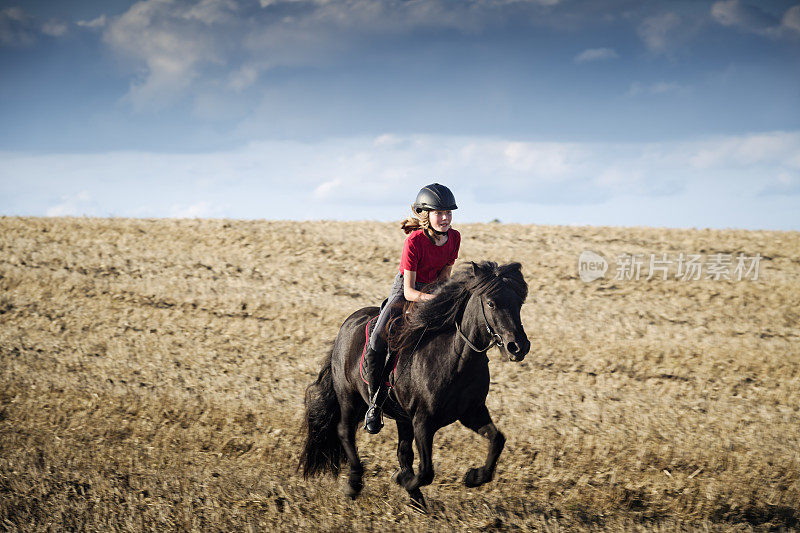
[368,272,427,353]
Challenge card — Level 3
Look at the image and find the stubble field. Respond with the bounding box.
[1,216,799,531]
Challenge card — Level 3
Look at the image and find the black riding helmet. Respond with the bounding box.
[412,183,458,214]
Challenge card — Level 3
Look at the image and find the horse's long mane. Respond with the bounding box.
[390,261,527,357]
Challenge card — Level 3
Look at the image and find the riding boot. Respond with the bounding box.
[364,345,387,434]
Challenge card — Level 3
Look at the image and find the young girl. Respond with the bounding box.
[363,183,461,434]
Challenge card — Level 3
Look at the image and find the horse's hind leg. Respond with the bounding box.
[392,420,415,487]
[337,394,365,498]
[459,404,506,488]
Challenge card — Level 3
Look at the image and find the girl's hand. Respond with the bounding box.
[403,270,435,302]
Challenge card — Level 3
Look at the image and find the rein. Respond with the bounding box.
[455,297,504,353]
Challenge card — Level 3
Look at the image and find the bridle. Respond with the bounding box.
[455,296,504,353]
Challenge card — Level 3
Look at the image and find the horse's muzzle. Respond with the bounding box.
[505,336,530,362]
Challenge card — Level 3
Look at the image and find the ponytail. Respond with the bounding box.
[399,210,437,244]
[400,215,422,234]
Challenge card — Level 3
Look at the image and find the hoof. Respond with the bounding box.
[344,479,363,499]
[463,467,488,488]
[407,490,427,514]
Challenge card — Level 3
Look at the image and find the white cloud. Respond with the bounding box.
[711,0,774,33]
[77,15,107,29]
[300,133,798,205]
[41,19,68,37]
[637,12,680,52]
[711,0,750,28]
[46,191,98,216]
[711,0,799,39]
[654,81,689,95]
[104,1,227,110]
[313,178,343,199]
[783,5,800,35]
[0,7,36,46]
[476,0,562,5]
[689,131,800,169]
[574,47,618,63]
[259,0,328,7]
[183,0,240,25]
[759,172,800,196]
[227,65,259,91]
[627,81,689,97]
[502,142,584,177]
[3,131,799,224]
[98,0,598,108]
[1,8,69,45]
[372,134,407,148]
[169,201,221,218]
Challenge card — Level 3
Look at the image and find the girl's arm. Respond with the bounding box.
[403,270,435,302]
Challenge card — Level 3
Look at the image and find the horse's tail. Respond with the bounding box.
[299,345,343,478]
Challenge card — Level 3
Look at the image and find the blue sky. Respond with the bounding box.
[1,0,798,229]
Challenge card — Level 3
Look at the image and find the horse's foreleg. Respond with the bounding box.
[393,420,415,487]
[459,404,505,488]
[337,396,364,498]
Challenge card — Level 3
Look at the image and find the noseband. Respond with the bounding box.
[455,297,504,353]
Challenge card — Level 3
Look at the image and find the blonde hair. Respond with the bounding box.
[400,209,437,244]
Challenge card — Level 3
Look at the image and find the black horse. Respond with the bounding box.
[299,261,530,510]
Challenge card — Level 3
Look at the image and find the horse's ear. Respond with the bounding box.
[468,261,479,276]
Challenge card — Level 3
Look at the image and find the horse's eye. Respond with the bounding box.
[486,300,495,309]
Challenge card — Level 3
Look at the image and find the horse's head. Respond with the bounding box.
[392,260,530,362]
[466,261,530,362]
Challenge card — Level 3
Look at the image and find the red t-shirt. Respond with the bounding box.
[398,229,461,284]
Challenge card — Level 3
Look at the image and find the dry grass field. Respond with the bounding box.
[1,216,799,531]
